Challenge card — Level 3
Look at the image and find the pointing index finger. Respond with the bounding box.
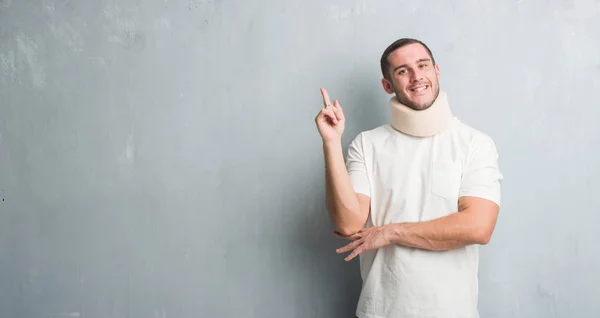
[320,88,332,107]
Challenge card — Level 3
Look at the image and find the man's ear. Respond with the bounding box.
[381,78,394,94]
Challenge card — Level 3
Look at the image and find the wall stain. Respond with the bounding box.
[16,33,47,90]
[0,0,11,9]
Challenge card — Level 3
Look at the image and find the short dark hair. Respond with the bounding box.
[380,38,436,80]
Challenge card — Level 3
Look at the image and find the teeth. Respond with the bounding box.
[412,86,427,92]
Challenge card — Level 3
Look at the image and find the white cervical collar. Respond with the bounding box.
[389,91,454,137]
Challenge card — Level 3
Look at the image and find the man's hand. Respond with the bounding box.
[315,88,345,143]
[334,226,392,262]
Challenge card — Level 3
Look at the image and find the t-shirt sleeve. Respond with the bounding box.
[346,134,371,197]
[459,135,504,206]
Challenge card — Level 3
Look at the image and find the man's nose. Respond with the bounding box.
[410,69,423,82]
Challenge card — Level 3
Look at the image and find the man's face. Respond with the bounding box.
[382,43,440,111]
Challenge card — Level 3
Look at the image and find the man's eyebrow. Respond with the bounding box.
[392,58,432,72]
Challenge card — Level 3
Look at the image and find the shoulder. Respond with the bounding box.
[348,124,393,146]
[450,118,499,151]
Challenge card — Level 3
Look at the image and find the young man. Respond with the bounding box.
[315,38,503,318]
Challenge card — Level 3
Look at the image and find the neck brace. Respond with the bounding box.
[389,91,454,137]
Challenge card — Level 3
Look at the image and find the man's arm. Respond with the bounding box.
[315,88,370,236]
[323,140,370,236]
[386,196,499,251]
[336,196,499,261]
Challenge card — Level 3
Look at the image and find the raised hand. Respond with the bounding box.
[315,88,345,143]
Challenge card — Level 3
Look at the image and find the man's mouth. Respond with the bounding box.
[409,85,429,92]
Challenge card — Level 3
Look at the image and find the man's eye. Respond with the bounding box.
[399,70,407,75]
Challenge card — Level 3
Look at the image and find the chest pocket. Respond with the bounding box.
[431,161,462,199]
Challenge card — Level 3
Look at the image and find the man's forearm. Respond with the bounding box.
[386,208,491,251]
[323,140,363,235]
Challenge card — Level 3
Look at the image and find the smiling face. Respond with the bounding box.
[381,42,440,111]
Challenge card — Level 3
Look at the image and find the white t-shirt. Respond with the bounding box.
[346,117,503,318]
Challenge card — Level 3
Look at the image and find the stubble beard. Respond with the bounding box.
[393,82,440,111]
